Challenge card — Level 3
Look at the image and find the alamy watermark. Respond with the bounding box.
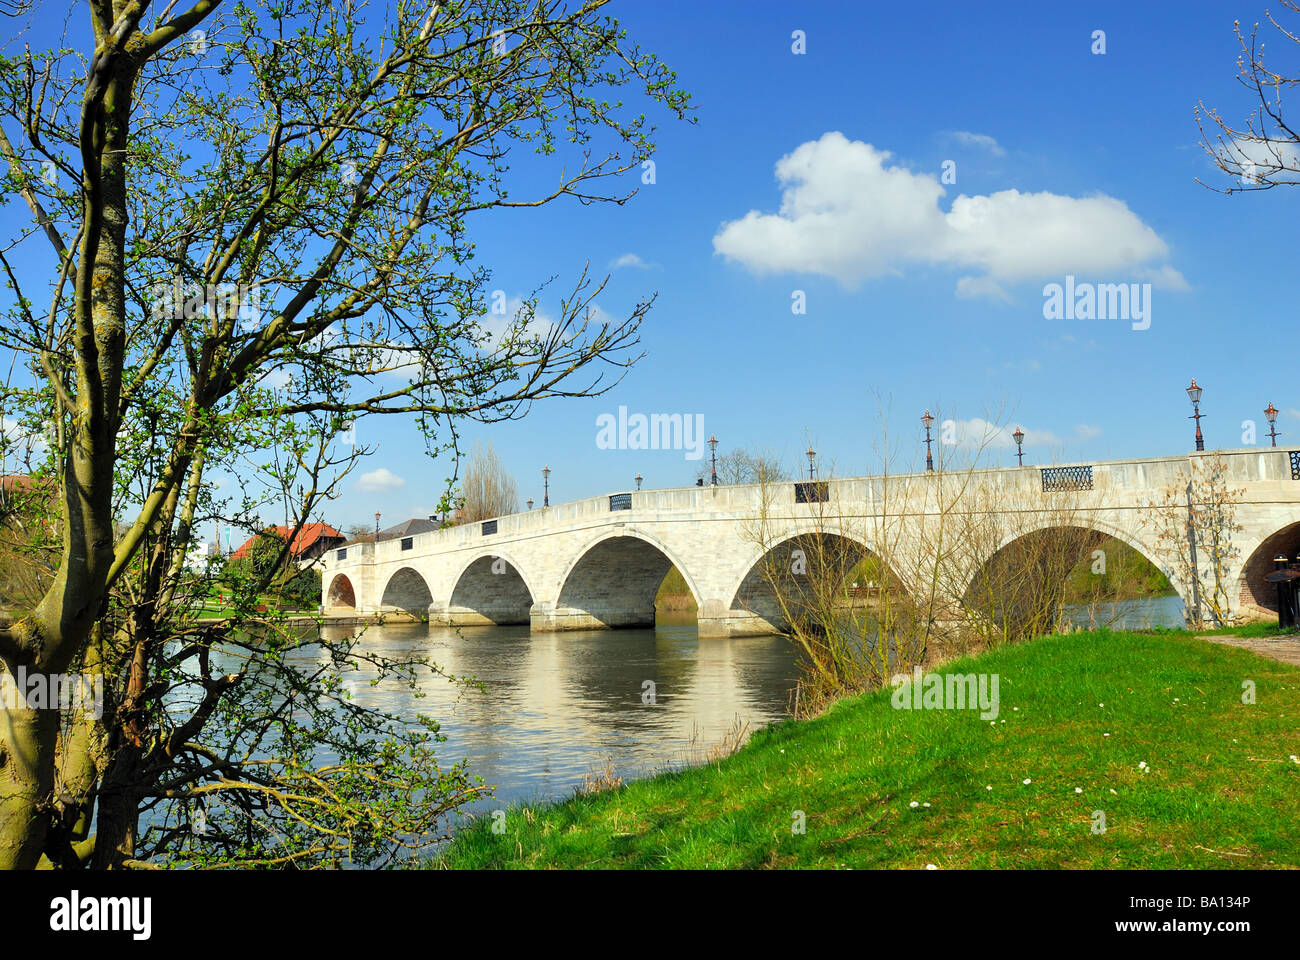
[595,406,707,460]
[1,668,104,718]
[1042,275,1150,330]
[890,667,1000,720]
[150,277,263,328]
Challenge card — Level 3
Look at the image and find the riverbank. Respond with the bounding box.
[436,626,1300,869]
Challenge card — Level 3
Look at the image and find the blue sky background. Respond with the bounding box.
[375,0,1294,527]
[6,1,1298,537]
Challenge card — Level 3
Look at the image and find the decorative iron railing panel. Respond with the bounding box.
[1291,451,1300,480]
[481,520,498,536]
[609,493,632,511]
[795,481,829,503]
[336,548,347,561]
[1040,465,1094,492]
[400,537,413,551]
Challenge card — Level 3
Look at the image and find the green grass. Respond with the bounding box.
[437,628,1300,869]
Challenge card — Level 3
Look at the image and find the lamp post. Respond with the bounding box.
[526,498,534,510]
[921,410,935,472]
[806,445,816,481]
[1012,426,1025,467]
[542,465,550,507]
[1265,402,1280,447]
[374,511,381,536]
[1186,379,1205,451]
[634,473,643,491]
[708,435,719,486]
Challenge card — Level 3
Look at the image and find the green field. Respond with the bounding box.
[438,628,1300,869]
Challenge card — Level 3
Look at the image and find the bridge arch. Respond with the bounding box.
[550,529,701,630]
[325,573,356,611]
[726,529,905,634]
[1237,519,1300,613]
[964,519,1185,634]
[444,552,535,626]
[379,566,434,616]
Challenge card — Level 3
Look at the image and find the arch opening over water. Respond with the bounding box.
[445,555,534,626]
[964,525,1182,635]
[728,532,903,634]
[380,566,434,616]
[326,573,356,611]
[551,535,697,630]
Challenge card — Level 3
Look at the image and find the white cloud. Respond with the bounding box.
[945,418,1062,450]
[0,416,49,461]
[1074,424,1103,440]
[258,367,294,389]
[612,253,653,270]
[1216,136,1300,184]
[957,275,1012,301]
[356,468,406,492]
[948,130,1006,156]
[478,295,554,352]
[713,132,1183,298]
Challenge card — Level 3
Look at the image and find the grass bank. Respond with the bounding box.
[437,628,1300,869]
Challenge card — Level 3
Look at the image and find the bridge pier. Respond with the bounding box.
[530,602,656,632]
[696,599,785,637]
[429,601,530,627]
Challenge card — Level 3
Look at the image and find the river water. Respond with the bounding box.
[316,613,800,822]
[307,595,1187,827]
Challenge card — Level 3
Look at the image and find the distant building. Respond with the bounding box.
[230,523,345,565]
[185,541,218,573]
[341,517,442,547]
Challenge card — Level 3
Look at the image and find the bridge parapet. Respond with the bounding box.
[321,448,1300,628]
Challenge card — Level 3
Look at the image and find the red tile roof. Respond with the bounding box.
[230,522,343,560]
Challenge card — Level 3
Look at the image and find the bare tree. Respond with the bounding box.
[1196,2,1300,192]
[455,439,519,522]
[697,448,788,485]
[1143,453,1245,628]
[739,410,1141,713]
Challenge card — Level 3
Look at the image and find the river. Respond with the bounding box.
[316,612,800,823]
[306,595,1187,828]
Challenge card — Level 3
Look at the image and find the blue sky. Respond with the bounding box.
[356,0,1295,529]
[6,1,1298,536]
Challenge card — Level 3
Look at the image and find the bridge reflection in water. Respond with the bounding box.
[315,617,800,816]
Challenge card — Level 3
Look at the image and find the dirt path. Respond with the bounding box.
[1198,633,1300,667]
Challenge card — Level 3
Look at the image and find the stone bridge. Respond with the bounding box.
[320,448,1300,636]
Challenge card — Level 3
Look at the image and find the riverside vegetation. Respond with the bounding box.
[440,625,1300,869]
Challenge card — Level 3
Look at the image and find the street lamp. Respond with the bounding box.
[1186,379,1205,451]
[921,410,935,472]
[1265,401,1280,448]
[634,473,643,491]
[526,498,534,510]
[708,435,719,486]
[1012,426,1025,467]
[542,465,550,507]
[374,511,381,536]
[806,445,816,481]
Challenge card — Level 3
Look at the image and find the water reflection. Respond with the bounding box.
[1061,594,1187,630]
[280,597,1184,829]
[314,616,800,819]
